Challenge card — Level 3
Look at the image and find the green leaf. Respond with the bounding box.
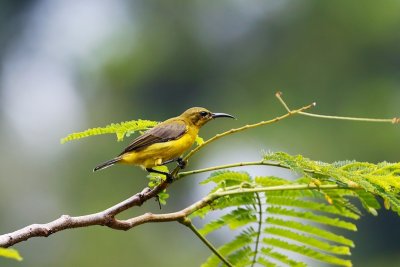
[267,206,357,231]
[199,207,257,236]
[266,196,360,219]
[355,190,380,215]
[196,154,400,267]
[323,190,363,216]
[266,217,354,247]
[255,176,290,186]
[201,229,256,267]
[264,227,350,255]
[264,152,400,213]
[263,238,352,267]
[261,247,306,267]
[257,256,278,267]
[0,248,23,261]
[227,246,253,267]
[200,171,251,185]
[195,136,205,145]
[61,119,158,143]
[191,194,255,219]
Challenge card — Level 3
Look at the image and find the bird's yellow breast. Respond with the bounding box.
[120,125,198,168]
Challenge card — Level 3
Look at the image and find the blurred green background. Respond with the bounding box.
[1,0,399,266]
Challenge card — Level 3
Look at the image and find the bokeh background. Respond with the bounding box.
[1,1,399,266]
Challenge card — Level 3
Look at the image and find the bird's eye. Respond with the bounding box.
[200,111,208,117]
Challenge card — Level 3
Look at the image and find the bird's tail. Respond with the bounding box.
[93,157,121,172]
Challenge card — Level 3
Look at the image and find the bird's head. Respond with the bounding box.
[181,107,235,127]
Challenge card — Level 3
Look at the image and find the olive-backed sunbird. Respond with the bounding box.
[93,107,235,179]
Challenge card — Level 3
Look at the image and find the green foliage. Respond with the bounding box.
[61,119,206,145]
[195,152,400,267]
[201,229,256,267]
[198,207,257,236]
[60,119,158,143]
[0,248,23,261]
[264,152,400,214]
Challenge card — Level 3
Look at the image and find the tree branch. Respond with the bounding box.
[0,182,359,248]
[0,183,167,247]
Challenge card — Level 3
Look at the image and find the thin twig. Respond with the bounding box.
[177,160,325,180]
[180,217,233,267]
[275,91,399,124]
[177,160,271,179]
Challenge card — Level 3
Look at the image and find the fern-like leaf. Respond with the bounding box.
[191,194,255,219]
[266,206,357,231]
[195,153,399,266]
[60,119,158,143]
[266,196,360,220]
[200,171,251,185]
[264,152,400,213]
[263,238,352,267]
[199,207,257,236]
[201,229,256,267]
[265,217,354,247]
[198,167,367,267]
[260,247,306,267]
[264,227,350,255]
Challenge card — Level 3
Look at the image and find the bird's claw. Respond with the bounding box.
[166,173,174,183]
[177,157,187,169]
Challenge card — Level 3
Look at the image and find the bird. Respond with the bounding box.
[93,107,235,181]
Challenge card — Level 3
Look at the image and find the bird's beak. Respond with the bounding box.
[211,112,236,119]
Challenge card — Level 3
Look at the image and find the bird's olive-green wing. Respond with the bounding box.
[119,120,187,155]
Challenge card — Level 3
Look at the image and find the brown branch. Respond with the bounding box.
[0,183,168,247]
[0,177,215,248]
[0,181,350,248]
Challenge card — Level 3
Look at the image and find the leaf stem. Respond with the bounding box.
[179,217,233,267]
[213,183,361,198]
[176,160,323,180]
[251,192,262,267]
[177,160,272,179]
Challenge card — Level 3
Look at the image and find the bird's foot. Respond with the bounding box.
[162,157,187,169]
[177,157,187,169]
[166,173,174,183]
